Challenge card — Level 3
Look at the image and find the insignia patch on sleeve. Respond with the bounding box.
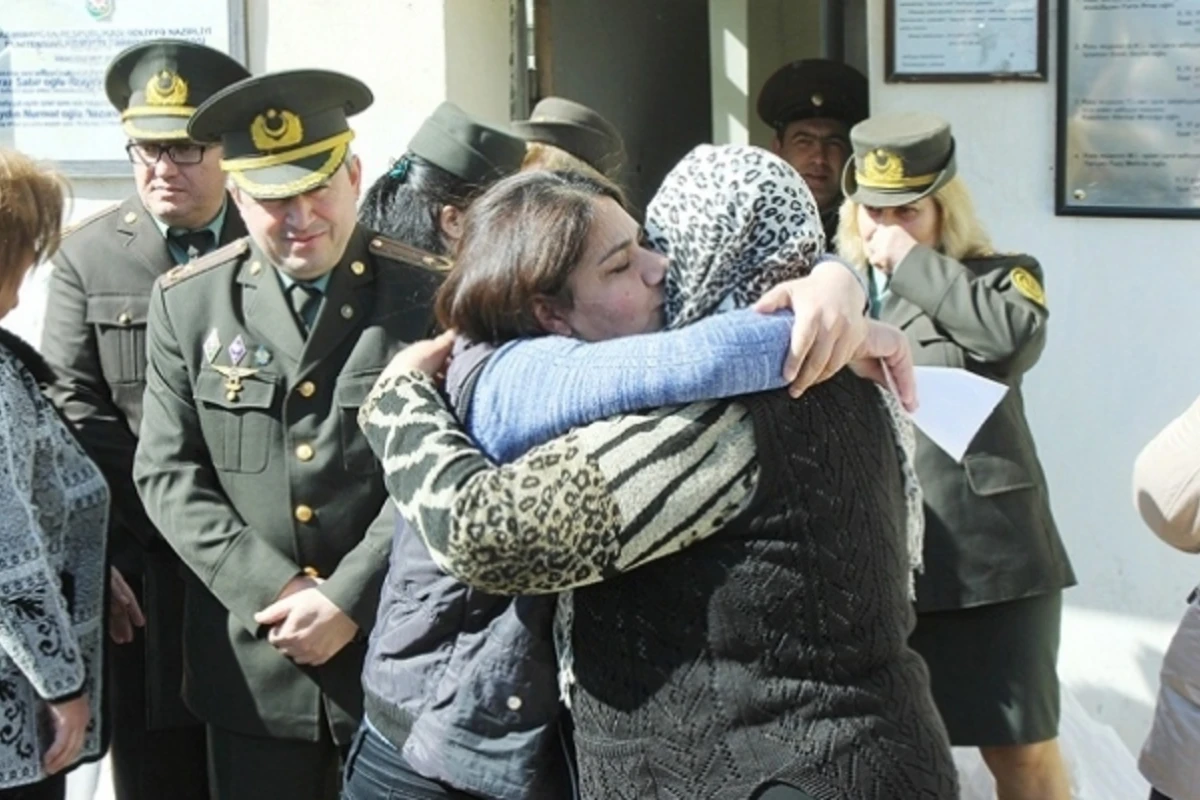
[1010,267,1046,307]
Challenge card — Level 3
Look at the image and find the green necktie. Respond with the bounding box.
[288,283,323,336]
[169,229,215,262]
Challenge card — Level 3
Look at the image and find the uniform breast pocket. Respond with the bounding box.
[336,371,382,475]
[86,295,150,384]
[194,371,278,474]
[963,453,1035,497]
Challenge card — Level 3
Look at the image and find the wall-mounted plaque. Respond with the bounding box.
[1,0,246,177]
[1057,1,1200,218]
[885,0,1047,82]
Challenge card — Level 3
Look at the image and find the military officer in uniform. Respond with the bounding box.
[41,39,250,800]
[132,69,444,799]
[837,112,1077,800]
[757,59,869,244]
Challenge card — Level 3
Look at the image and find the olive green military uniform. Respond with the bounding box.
[40,39,251,800]
[133,227,443,793]
[847,112,1076,746]
[132,68,444,799]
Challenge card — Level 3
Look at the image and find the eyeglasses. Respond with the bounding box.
[126,141,207,166]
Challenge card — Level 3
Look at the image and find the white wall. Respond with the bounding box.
[867,0,1197,750]
[245,0,512,191]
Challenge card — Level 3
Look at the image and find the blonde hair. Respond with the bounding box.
[521,142,629,207]
[835,175,994,268]
[0,147,66,279]
[522,142,609,178]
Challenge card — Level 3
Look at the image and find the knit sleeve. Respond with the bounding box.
[468,309,791,462]
[360,370,758,595]
[0,359,86,702]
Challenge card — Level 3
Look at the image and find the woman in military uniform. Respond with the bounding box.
[512,96,625,181]
[836,112,1077,800]
[358,102,525,255]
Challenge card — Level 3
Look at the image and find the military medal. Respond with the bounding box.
[228,335,247,366]
[211,364,260,402]
[203,328,221,363]
[253,345,273,367]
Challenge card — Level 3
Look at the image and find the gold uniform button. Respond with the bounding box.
[249,261,263,276]
[340,304,354,320]
[350,260,366,276]
[302,566,320,579]
[297,381,316,398]
[294,505,314,523]
[116,312,132,326]
[124,212,138,224]
[295,443,314,462]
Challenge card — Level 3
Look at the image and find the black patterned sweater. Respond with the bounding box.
[564,372,958,799]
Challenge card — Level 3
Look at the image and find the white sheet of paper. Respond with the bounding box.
[909,366,1008,462]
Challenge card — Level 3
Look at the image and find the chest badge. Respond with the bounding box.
[211,365,260,402]
[228,335,248,366]
[203,328,221,364]
[253,345,273,367]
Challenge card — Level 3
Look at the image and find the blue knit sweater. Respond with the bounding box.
[468,308,794,461]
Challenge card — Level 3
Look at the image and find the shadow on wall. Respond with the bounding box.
[244,0,269,73]
[1073,638,1168,753]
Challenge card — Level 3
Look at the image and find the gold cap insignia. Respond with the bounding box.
[860,148,905,186]
[250,109,305,153]
[145,70,189,107]
[811,92,825,108]
[1009,267,1046,307]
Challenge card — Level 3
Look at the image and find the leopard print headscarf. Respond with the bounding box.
[645,143,824,330]
[645,143,925,599]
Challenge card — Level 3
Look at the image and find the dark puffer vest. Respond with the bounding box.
[568,370,959,799]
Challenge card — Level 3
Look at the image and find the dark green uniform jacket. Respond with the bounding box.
[133,226,442,741]
[879,245,1076,613]
[42,194,246,727]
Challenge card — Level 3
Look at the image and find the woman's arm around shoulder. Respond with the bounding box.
[469,309,791,461]
[360,368,758,594]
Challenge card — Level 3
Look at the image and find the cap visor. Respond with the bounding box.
[122,114,192,141]
[228,146,348,200]
[842,158,954,208]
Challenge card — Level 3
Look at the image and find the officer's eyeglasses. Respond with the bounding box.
[126,141,208,166]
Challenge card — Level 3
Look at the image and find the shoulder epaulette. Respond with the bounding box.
[60,203,120,239]
[159,237,251,290]
[368,234,453,273]
[988,250,1035,262]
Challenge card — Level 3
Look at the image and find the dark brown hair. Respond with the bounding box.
[0,147,65,280]
[435,169,625,344]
